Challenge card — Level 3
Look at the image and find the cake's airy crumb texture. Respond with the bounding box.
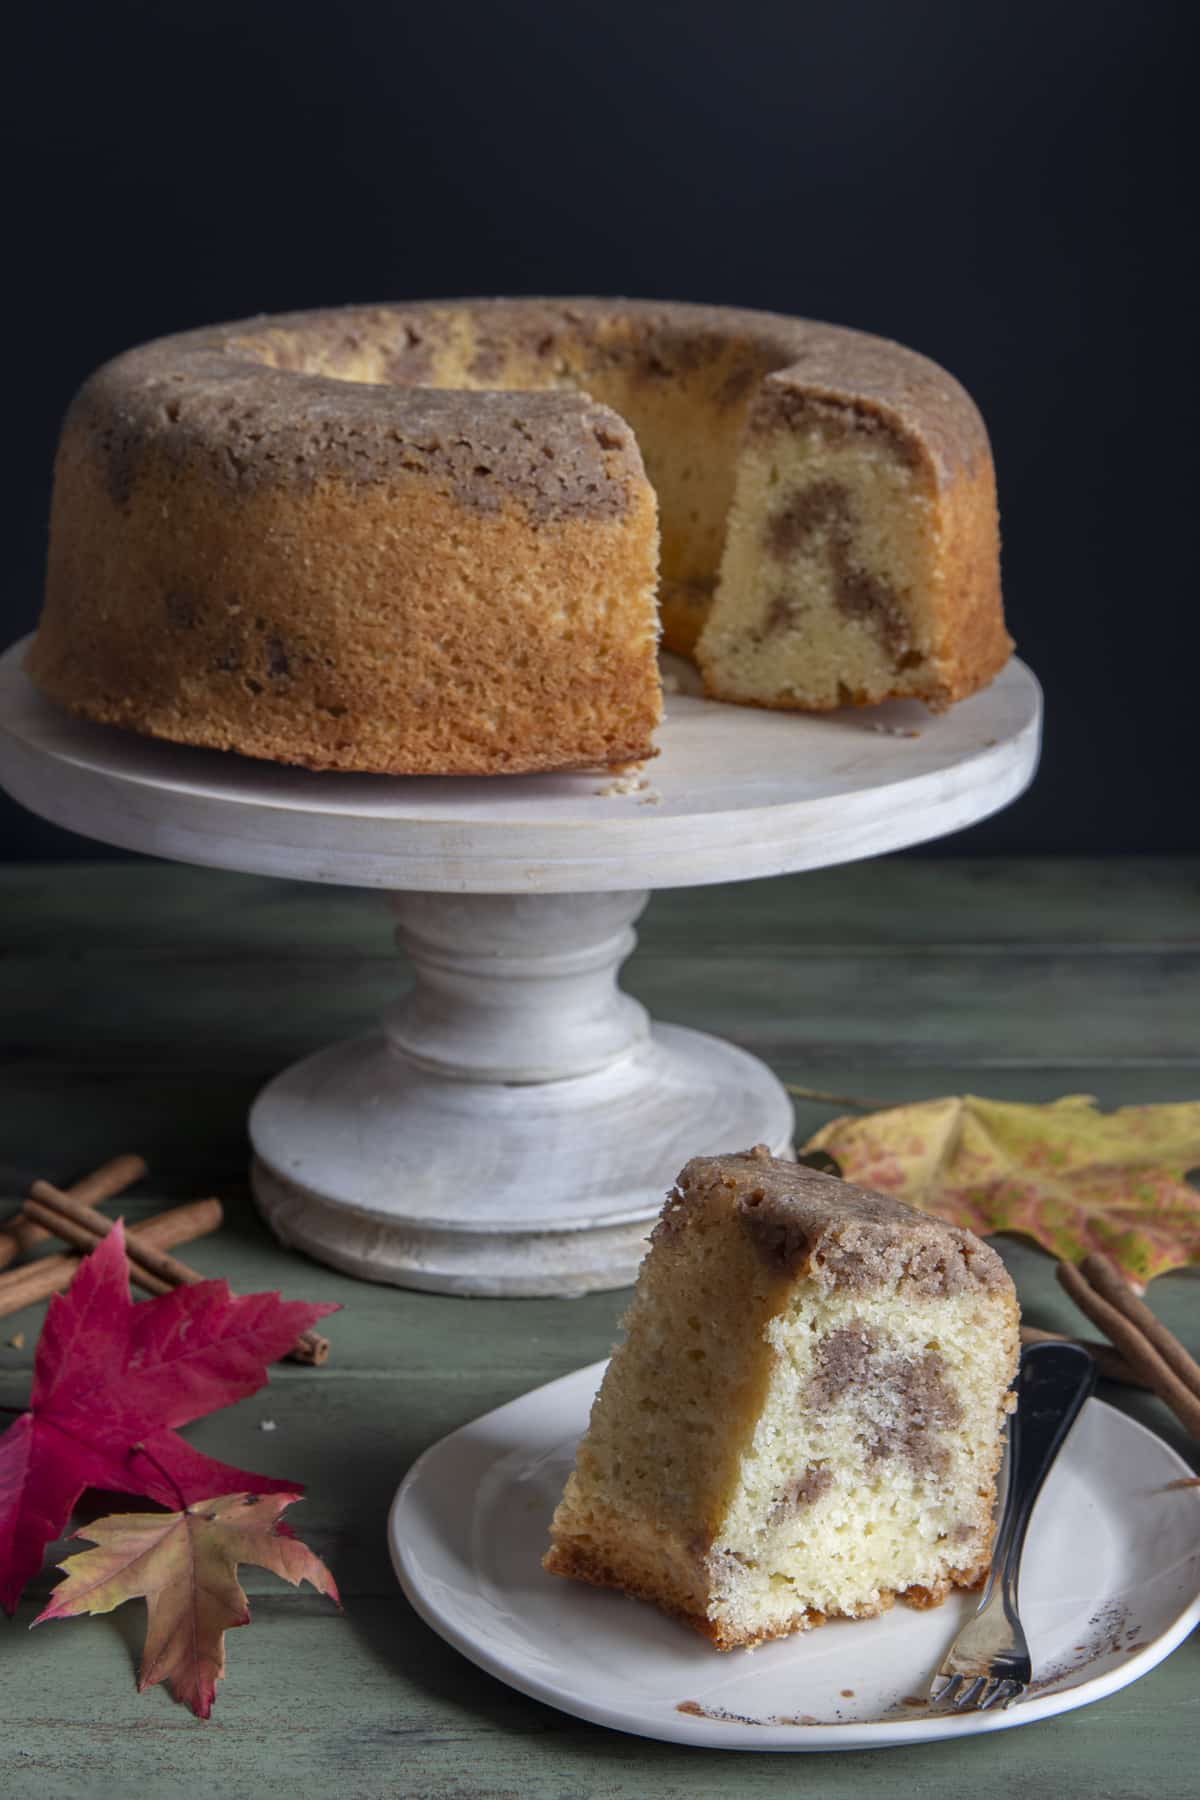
[697,382,1010,712]
[545,1148,1019,1650]
[28,299,1009,774]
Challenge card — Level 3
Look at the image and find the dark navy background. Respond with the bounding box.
[3,1,1193,858]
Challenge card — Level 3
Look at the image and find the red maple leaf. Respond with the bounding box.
[0,1222,337,1613]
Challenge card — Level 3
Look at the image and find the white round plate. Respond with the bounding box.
[0,640,1040,891]
[389,1359,1200,1752]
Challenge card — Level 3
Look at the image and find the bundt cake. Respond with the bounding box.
[544,1148,1019,1650]
[28,300,1011,774]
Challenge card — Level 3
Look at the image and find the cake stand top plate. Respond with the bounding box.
[0,640,1040,892]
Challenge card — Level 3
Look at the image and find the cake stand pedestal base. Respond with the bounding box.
[249,890,794,1296]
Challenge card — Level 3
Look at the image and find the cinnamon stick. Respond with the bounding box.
[0,1198,223,1320]
[1056,1260,1200,1438]
[29,1182,203,1292]
[22,1195,173,1294]
[1079,1253,1200,1405]
[27,1181,330,1367]
[0,1153,147,1272]
[1019,1324,1148,1389]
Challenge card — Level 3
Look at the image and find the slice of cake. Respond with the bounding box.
[544,1148,1018,1650]
[696,369,1010,713]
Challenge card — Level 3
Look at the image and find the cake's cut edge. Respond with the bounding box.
[697,361,1010,715]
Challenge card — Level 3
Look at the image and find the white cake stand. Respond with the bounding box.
[0,638,1040,1296]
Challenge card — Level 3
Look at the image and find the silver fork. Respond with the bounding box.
[929,1340,1096,1714]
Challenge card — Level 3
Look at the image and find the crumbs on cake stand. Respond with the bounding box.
[595,772,661,804]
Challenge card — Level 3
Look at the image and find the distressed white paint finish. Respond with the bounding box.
[384,890,652,1082]
[247,887,796,1293]
[251,1020,796,1296]
[250,886,796,1293]
[0,642,1041,892]
[0,638,1041,1293]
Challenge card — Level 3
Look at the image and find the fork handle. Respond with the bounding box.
[988,1341,1097,1621]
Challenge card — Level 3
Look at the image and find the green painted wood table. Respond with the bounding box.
[2,856,1197,1799]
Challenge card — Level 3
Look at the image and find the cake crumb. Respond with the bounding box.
[638,790,662,806]
[864,722,921,738]
[259,1418,277,1432]
[597,773,650,797]
[6,1332,25,1350]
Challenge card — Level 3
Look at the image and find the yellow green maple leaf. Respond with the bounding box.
[801,1094,1200,1282]
[34,1492,338,1718]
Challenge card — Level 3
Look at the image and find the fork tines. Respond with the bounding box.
[930,1673,1025,1712]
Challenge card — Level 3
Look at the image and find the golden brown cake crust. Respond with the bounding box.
[64,339,644,520]
[30,326,663,775]
[29,298,1008,773]
[543,1530,989,1651]
[543,1533,830,1650]
[660,1147,1013,1297]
